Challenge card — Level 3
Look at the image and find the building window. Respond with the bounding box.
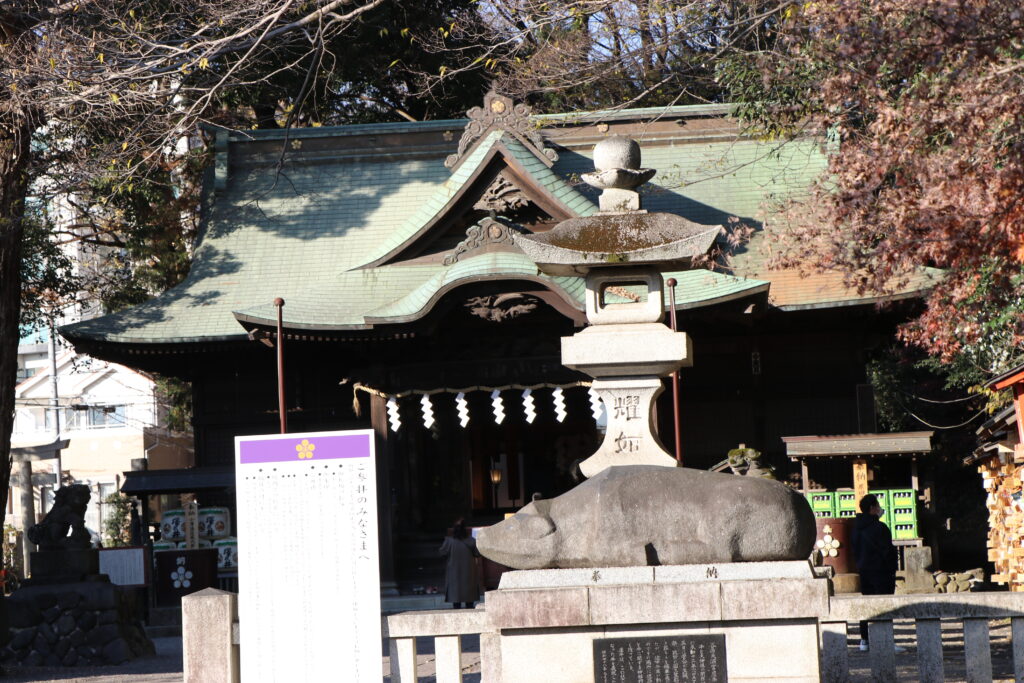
[87,405,125,428]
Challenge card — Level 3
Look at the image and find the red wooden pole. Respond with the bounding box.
[275,297,287,434]
[666,278,682,465]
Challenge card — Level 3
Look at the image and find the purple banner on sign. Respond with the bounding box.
[238,433,371,464]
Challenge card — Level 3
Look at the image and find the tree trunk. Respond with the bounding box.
[0,113,34,533]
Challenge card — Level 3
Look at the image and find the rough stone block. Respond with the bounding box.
[87,623,120,648]
[831,573,861,594]
[102,637,133,665]
[562,323,690,377]
[499,566,654,589]
[7,600,42,629]
[57,591,82,610]
[9,628,34,650]
[589,581,722,624]
[56,613,76,636]
[29,550,99,580]
[53,638,71,659]
[37,621,58,644]
[485,587,590,629]
[78,611,97,631]
[655,561,814,583]
[182,587,239,683]
[499,629,598,683]
[904,546,932,573]
[42,606,61,623]
[720,579,829,621]
[721,621,820,680]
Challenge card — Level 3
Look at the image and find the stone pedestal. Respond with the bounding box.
[484,561,832,683]
[3,578,155,667]
[29,550,99,583]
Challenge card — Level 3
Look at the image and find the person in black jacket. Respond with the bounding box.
[852,493,899,651]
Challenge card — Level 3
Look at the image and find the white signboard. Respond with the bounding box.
[235,429,381,682]
[98,547,149,587]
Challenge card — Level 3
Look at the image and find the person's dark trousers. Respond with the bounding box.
[859,573,896,643]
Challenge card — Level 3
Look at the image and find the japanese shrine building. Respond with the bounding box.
[61,96,939,590]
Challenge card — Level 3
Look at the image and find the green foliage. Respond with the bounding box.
[18,208,81,334]
[102,493,135,548]
[866,345,996,434]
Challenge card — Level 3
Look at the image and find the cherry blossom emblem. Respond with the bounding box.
[295,439,316,459]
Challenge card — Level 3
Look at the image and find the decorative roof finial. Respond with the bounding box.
[582,136,656,212]
[445,91,558,170]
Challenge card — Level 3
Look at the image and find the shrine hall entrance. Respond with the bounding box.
[387,385,600,592]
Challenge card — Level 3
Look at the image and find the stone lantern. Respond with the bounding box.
[515,136,719,477]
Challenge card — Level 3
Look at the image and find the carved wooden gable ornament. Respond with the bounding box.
[365,92,589,270]
[445,92,558,170]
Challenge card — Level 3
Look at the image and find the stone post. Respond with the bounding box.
[182,588,239,683]
[16,459,35,573]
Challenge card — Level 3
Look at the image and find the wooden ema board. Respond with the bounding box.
[235,430,380,682]
[979,459,1024,591]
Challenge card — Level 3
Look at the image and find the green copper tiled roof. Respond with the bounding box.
[364,252,573,323]
[62,104,859,347]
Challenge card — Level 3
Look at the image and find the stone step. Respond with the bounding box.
[147,606,181,627]
[145,624,182,638]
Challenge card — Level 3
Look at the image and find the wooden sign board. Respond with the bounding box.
[236,429,380,683]
[853,459,869,506]
[154,548,219,606]
[98,546,150,587]
[594,634,727,683]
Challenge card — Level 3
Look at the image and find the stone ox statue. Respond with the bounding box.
[478,465,816,569]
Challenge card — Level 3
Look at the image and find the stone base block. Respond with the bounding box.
[831,572,861,594]
[29,550,99,582]
[487,564,831,682]
[497,620,821,683]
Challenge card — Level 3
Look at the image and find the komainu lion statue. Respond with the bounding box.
[27,484,92,551]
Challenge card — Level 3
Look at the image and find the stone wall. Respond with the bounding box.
[2,581,154,667]
[896,568,985,594]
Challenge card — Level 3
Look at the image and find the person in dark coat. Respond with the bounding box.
[852,493,899,651]
[439,518,480,609]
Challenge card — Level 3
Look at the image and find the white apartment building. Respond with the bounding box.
[12,335,190,537]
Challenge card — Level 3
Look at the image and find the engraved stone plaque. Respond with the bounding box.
[593,634,727,683]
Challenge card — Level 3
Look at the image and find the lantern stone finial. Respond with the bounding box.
[582,135,655,212]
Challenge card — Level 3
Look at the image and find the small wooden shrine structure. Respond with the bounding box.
[968,364,1024,591]
[784,431,934,546]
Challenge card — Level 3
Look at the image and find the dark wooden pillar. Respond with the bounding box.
[370,394,399,596]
